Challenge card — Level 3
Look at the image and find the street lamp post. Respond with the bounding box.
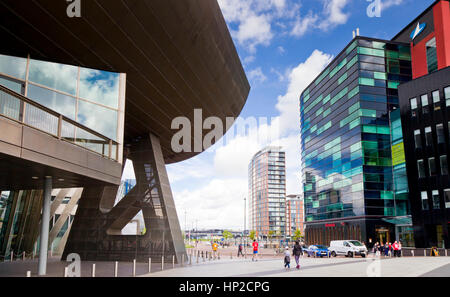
[244,197,247,255]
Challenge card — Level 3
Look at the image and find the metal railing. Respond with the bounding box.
[0,85,119,161]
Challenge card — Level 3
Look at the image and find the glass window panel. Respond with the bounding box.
[429,157,436,176]
[432,91,440,103]
[417,160,426,179]
[27,84,76,120]
[29,59,78,96]
[0,54,27,80]
[426,38,438,74]
[77,100,118,140]
[444,189,450,209]
[0,76,23,94]
[414,130,422,149]
[421,191,429,210]
[440,155,448,175]
[425,127,433,147]
[432,190,440,209]
[445,87,450,107]
[79,68,120,109]
[421,94,429,106]
[437,124,445,144]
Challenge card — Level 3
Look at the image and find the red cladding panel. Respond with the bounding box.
[434,0,450,69]
[411,33,435,79]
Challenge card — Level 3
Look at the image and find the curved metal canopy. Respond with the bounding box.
[0,0,250,164]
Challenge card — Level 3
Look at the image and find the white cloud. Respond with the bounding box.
[381,0,404,11]
[218,0,300,53]
[291,12,319,37]
[290,0,351,37]
[248,67,268,83]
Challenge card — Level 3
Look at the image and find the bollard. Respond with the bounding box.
[231,252,233,259]
[172,255,175,269]
[161,256,164,271]
[64,267,68,277]
[148,258,152,273]
[133,259,136,277]
[412,250,414,257]
[189,254,192,265]
[26,271,31,277]
[424,249,426,257]
[23,253,26,261]
[92,264,96,277]
[115,261,118,277]
[10,251,13,262]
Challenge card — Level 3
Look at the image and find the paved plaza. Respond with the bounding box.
[1,252,449,277]
[142,255,450,277]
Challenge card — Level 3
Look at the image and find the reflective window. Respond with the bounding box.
[27,84,76,120]
[421,94,429,114]
[444,189,450,209]
[432,91,440,111]
[79,68,120,109]
[414,129,422,149]
[440,155,448,175]
[425,127,433,147]
[421,191,429,210]
[437,124,445,144]
[410,98,417,116]
[445,87,450,107]
[77,100,118,140]
[432,190,440,210]
[429,157,436,176]
[29,59,78,96]
[417,160,426,179]
[0,76,23,94]
[426,38,438,74]
[0,54,27,80]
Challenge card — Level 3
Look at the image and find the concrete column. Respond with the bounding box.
[38,177,52,276]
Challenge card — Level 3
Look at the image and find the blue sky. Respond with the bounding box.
[123,0,435,231]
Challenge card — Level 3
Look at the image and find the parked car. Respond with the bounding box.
[304,245,330,258]
[328,240,367,258]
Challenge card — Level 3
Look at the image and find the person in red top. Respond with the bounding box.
[252,239,259,262]
[392,241,399,257]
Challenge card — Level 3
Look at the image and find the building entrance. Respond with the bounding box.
[376,228,390,245]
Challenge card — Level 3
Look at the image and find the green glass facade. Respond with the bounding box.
[300,37,412,245]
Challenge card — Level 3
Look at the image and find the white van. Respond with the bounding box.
[328,240,367,258]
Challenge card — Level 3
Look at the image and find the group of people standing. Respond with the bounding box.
[372,241,403,257]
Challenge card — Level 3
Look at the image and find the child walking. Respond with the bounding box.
[284,247,291,269]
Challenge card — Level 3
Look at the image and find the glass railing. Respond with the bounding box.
[0,85,119,161]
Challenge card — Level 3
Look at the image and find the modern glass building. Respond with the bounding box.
[0,54,125,161]
[248,147,286,239]
[300,36,413,246]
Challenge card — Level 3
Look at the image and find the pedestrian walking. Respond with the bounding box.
[237,243,244,257]
[284,247,291,269]
[398,241,402,257]
[292,241,302,269]
[252,239,259,262]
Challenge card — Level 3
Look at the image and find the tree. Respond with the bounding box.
[223,230,233,243]
[249,230,256,241]
[292,229,303,242]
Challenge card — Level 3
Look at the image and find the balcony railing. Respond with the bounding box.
[0,84,119,161]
